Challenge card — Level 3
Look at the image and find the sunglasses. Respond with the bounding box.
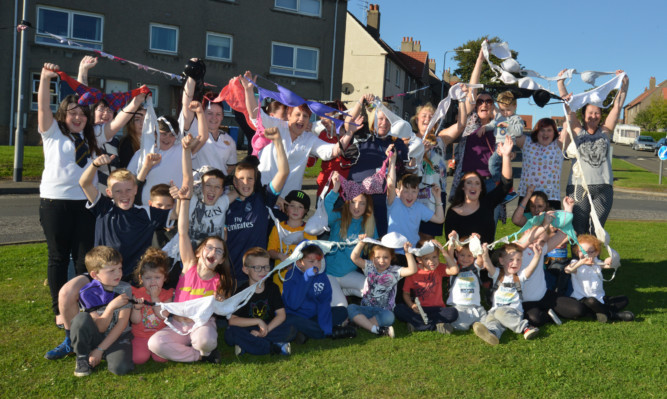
[476,99,494,106]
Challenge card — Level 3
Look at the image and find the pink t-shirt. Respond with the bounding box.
[131,286,174,339]
[174,265,220,302]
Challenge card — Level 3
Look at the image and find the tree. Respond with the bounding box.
[452,36,519,84]
[634,107,656,131]
[633,99,667,131]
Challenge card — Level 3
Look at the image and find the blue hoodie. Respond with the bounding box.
[282,265,334,335]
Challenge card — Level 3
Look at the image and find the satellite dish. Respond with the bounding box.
[341,83,354,95]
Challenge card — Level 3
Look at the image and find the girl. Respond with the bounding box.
[325,171,378,306]
[558,234,634,323]
[348,234,418,338]
[130,248,173,365]
[512,186,550,227]
[147,186,235,363]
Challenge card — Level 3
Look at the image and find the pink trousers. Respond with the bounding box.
[147,318,217,363]
[132,336,167,364]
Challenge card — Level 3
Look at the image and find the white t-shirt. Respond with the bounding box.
[184,113,238,174]
[490,268,527,313]
[39,120,107,200]
[570,260,605,303]
[128,144,183,205]
[188,193,230,243]
[447,262,483,306]
[255,110,335,196]
[519,246,547,302]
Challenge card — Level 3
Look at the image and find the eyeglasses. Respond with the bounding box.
[246,265,271,272]
[204,245,224,256]
[95,106,113,114]
[476,99,494,106]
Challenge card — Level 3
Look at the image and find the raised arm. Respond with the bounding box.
[77,56,97,86]
[468,48,485,100]
[350,235,368,270]
[177,187,196,271]
[345,93,374,128]
[79,154,116,202]
[556,69,569,98]
[187,101,209,155]
[180,75,197,132]
[399,242,419,278]
[429,184,445,224]
[438,86,469,146]
[240,71,259,122]
[266,127,289,192]
[512,185,534,226]
[38,63,58,132]
[479,243,497,276]
[498,134,513,181]
[522,242,544,279]
[385,146,397,205]
[104,92,147,140]
[331,114,363,158]
[603,71,629,133]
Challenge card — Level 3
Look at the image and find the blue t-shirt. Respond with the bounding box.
[387,198,434,253]
[348,135,409,182]
[226,184,280,282]
[88,194,171,277]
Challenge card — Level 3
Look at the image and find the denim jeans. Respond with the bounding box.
[347,304,395,327]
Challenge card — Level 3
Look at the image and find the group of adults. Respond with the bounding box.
[38,52,629,327]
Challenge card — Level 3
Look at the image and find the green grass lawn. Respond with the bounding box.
[1,221,665,398]
[0,146,44,180]
[612,158,665,192]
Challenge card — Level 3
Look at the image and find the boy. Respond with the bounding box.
[445,232,487,331]
[282,244,355,340]
[386,149,444,262]
[472,242,543,346]
[70,246,133,376]
[224,247,296,356]
[394,240,459,333]
[268,190,316,292]
[484,91,523,187]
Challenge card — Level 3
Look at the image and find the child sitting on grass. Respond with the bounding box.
[348,234,418,338]
[130,248,173,365]
[472,241,543,346]
[70,246,133,377]
[394,240,459,334]
[225,247,296,356]
[558,234,634,323]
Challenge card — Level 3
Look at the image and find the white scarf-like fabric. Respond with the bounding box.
[424,83,482,137]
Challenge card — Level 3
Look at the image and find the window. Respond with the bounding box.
[206,33,233,62]
[31,73,60,112]
[144,85,159,108]
[36,7,103,50]
[395,70,400,87]
[275,0,321,16]
[221,102,234,117]
[271,43,319,79]
[385,60,390,81]
[149,24,178,54]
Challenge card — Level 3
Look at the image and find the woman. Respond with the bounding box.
[181,74,237,175]
[444,135,514,245]
[240,71,354,199]
[557,70,629,234]
[309,100,351,196]
[515,118,566,211]
[38,62,144,326]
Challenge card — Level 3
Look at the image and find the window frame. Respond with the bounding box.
[395,70,400,87]
[149,23,179,54]
[274,0,322,17]
[145,85,159,108]
[270,42,319,80]
[35,6,104,50]
[31,72,60,112]
[205,32,233,62]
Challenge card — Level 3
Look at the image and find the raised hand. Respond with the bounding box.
[331,171,341,192]
[41,63,59,79]
[144,153,162,169]
[92,154,116,167]
[168,180,180,199]
[264,127,280,141]
[188,100,203,114]
[240,70,256,90]
[79,55,98,71]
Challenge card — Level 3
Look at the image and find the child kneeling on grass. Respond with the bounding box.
[473,241,543,346]
[225,247,296,356]
[394,240,459,334]
[70,246,133,377]
[348,234,418,338]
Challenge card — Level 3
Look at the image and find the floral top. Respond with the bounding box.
[360,260,402,310]
[518,138,564,201]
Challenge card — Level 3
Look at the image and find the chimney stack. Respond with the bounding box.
[650,76,656,90]
[401,36,413,52]
[428,58,436,73]
[415,40,421,52]
[367,4,380,38]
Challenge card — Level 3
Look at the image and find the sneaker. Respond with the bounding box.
[406,323,416,333]
[502,192,519,205]
[74,355,91,377]
[293,332,309,345]
[473,322,499,345]
[234,345,243,356]
[276,342,291,356]
[613,310,635,322]
[436,323,454,335]
[595,312,609,323]
[548,309,562,326]
[45,337,73,360]
[377,326,395,338]
[201,349,221,364]
[523,326,539,340]
[331,325,357,339]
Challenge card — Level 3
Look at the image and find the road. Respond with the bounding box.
[1,143,665,245]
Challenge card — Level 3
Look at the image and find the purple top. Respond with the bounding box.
[461,128,495,177]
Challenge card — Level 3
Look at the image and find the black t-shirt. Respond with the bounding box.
[233,280,284,323]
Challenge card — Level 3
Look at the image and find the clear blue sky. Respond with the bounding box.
[349,0,666,124]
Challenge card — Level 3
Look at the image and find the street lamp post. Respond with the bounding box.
[440,48,471,99]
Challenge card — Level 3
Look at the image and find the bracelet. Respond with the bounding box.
[92,162,99,168]
[517,203,525,209]
[435,203,443,206]
[96,347,105,352]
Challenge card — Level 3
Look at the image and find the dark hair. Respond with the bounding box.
[195,236,235,300]
[54,95,100,156]
[133,247,169,286]
[301,244,324,259]
[264,100,287,115]
[157,115,180,135]
[324,100,348,113]
[528,191,549,213]
[450,171,487,207]
[530,118,558,143]
[230,155,262,194]
[202,168,225,182]
[120,107,145,154]
[499,243,523,257]
[398,173,420,189]
[288,104,312,117]
[150,183,172,199]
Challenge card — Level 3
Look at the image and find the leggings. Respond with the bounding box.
[555,295,629,320]
[523,289,558,327]
[566,184,613,235]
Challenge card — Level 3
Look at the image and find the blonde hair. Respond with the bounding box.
[85,246,122,274]
[497,91,517,106]
[108,168,136,185]
[410,103,436,133]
